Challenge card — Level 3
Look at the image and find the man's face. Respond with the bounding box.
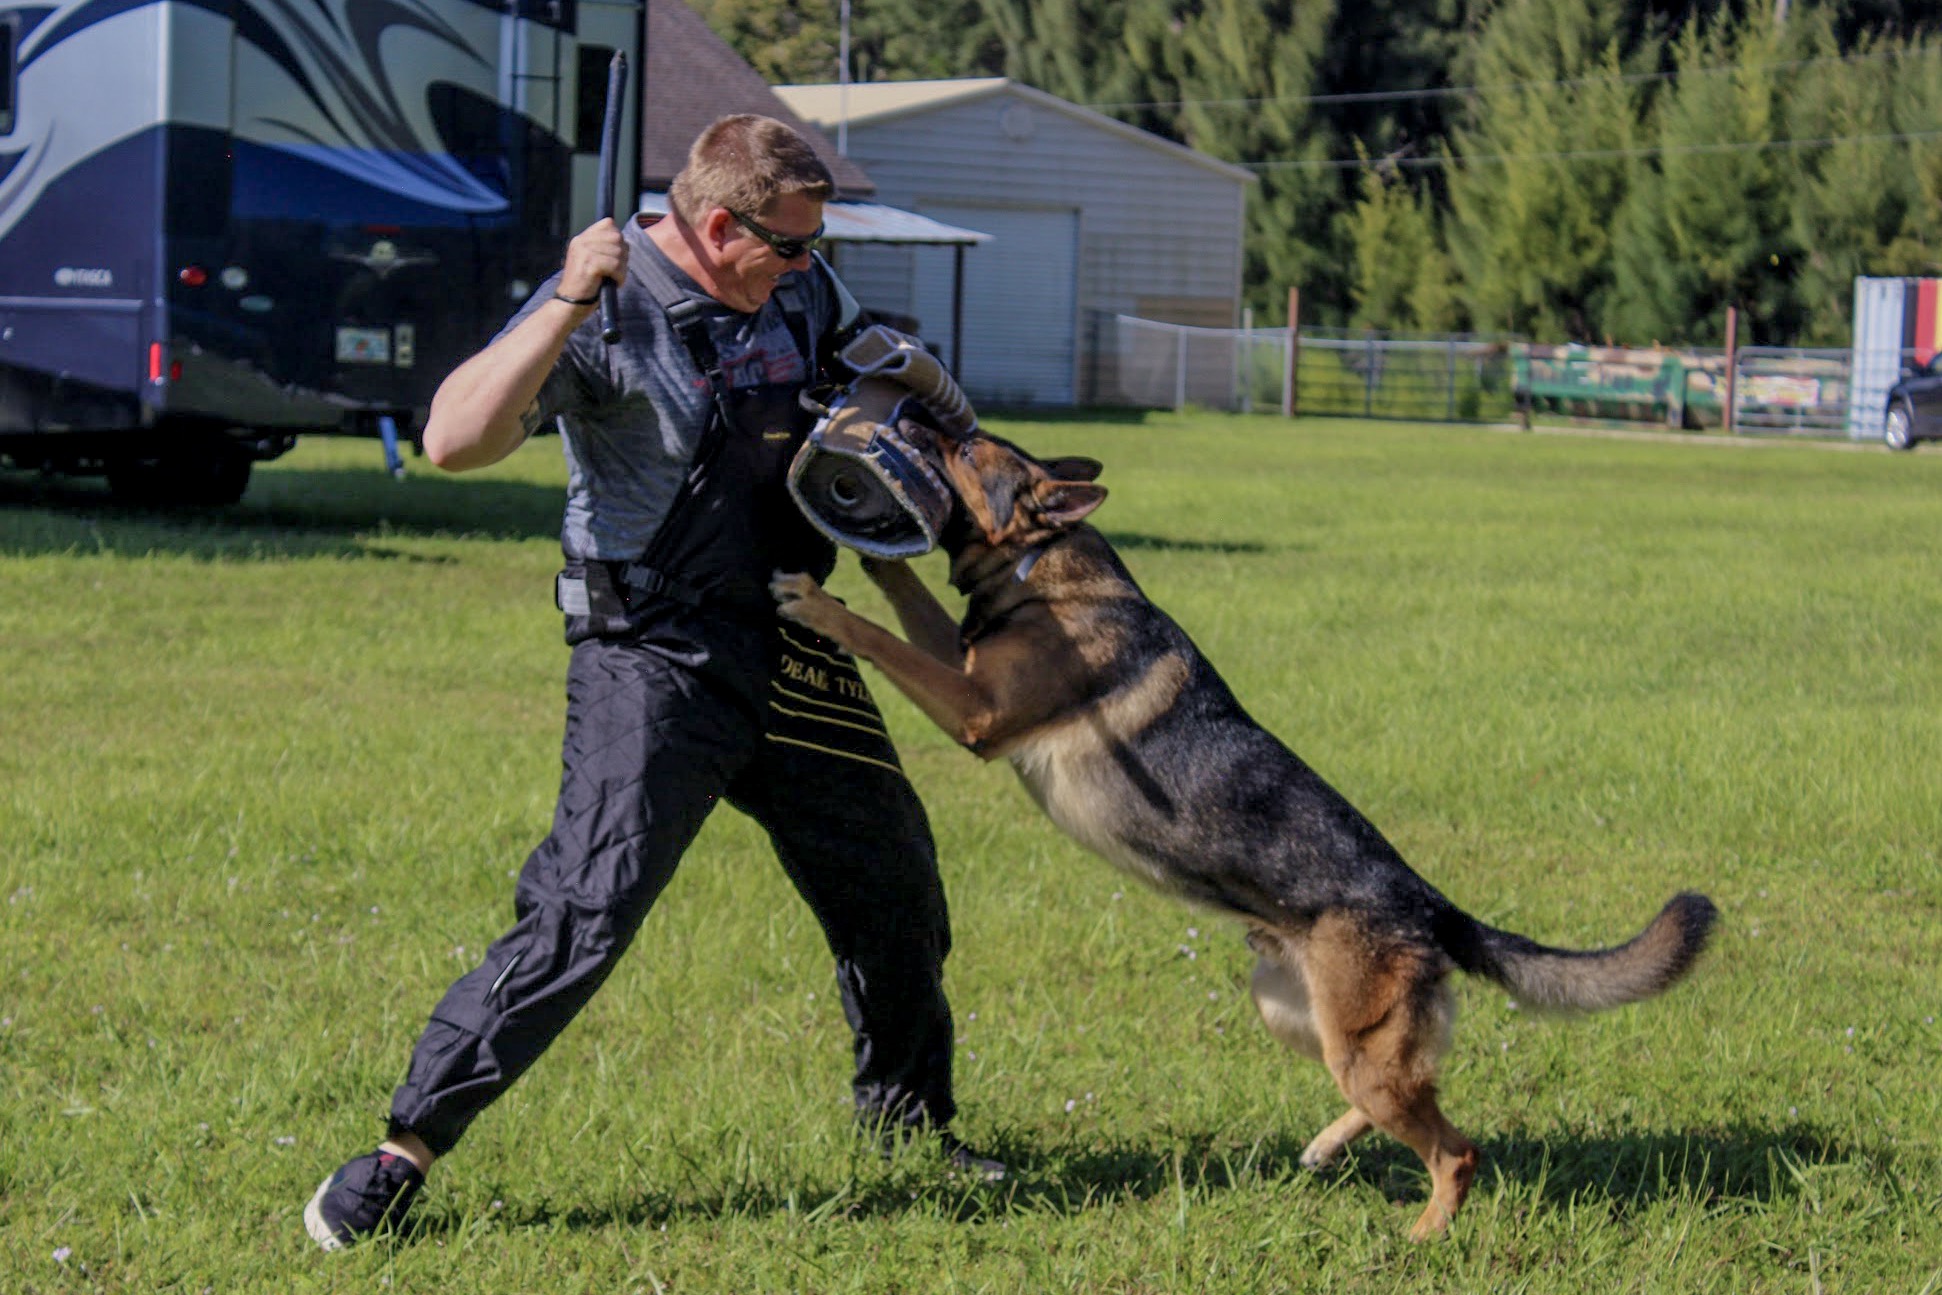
[709,192,823,313]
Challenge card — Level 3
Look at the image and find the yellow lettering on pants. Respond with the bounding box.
[779,654,829,691]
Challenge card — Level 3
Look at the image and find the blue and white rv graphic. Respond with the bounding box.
[0,0,640,502]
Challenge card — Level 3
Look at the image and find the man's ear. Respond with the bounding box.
[1031,479,1107,529]
[1038,456,1104,482]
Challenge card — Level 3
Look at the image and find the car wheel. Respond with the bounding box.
[1883,402,1916,451]
[1879,401,1910,454]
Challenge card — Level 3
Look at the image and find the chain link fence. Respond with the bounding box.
[1095,315,1516,422]
[1094,313,1907,443]
[1099,315,1291,413]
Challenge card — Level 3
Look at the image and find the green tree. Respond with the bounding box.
[983,0,1169,112]
[1879,35,1942,277]
[1343,163,1457,332]
[688,0,838,85]
[1608,5,1796,346]
[1443,0,1644,341]
[1165,0,1342,322]
[1782,19,1915,343]
[689,0,1002,86]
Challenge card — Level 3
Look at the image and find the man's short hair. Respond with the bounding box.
[669,114,834,223]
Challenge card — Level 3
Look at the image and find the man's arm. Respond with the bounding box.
[421,219,626,472]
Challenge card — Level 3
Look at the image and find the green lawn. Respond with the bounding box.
[2,415,1938,1293]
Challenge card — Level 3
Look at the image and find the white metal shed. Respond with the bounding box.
[773,78,1254,407]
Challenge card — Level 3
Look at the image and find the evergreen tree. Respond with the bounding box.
[1879,35,1942,277]
[688,0,838,85]
[1166,0,1342,322]
[1443,0,1645,340]
[1343,162,1456,332]
[689,0,1001,86]
[983,0,1168,113]
[1314,0,1475,159]
[1783,18,1913,343]
[686,0,1942,347]
[1608,6,1796,346]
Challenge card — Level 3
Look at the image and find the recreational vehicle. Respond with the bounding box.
[0,0,641,503]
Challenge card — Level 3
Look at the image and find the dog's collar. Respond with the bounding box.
[1013,544,1047,583]
[956,542,1050,647]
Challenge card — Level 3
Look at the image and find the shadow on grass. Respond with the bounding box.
[1099,530,1269,557]
[0,465,565,561]
[418,1121,1885,1238]
[982,405,1164,427]
[2,467,1262,565]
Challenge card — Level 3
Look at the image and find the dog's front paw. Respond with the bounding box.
[770,570,844,635]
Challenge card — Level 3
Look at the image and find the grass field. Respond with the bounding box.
[3,414,1939,1293]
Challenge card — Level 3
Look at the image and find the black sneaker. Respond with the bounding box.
[937,1131,1008,1183]
[303,1149,425,1251]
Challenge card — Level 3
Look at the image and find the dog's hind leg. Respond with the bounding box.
[1249,950,1376,1169]
[1304,924,1478,1241]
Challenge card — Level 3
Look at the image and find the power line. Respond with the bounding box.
[1084,43,1936,115]
[1241,127,1942,172]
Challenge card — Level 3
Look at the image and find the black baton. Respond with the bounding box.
[596,51,628,345]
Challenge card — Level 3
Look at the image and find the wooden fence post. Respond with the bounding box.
[1723,306,1739,435]
[1283,287,1300,418]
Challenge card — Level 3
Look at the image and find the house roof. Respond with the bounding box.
[772,78,1256,185]
[641,0,874,198]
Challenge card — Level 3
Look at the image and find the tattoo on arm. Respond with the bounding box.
[518,399,545,440]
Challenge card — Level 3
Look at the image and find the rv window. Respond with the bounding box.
[574,45,616,154]
[1,17,17,136]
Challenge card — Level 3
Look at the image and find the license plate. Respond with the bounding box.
[335,326,391,364]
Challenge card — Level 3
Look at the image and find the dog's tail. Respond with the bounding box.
[1441,892,1718,1012]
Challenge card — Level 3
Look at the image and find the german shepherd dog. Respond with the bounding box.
[770,421,1716,1240]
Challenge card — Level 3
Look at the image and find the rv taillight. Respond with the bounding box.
[148,343,182,385]
[178,265,208,287]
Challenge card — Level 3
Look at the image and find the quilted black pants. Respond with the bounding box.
[387,627,956,1156]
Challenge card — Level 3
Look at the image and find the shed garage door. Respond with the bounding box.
[911,203,1078,406]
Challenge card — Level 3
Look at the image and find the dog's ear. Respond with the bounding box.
[1038,455,1104,483]
[1030,479,1107,529]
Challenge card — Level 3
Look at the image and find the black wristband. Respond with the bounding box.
[554,290,600,307]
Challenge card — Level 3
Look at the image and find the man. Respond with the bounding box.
[304,114,996,1251]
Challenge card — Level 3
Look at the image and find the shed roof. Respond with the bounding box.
[772,78,1256,185]
[641,0,874,198]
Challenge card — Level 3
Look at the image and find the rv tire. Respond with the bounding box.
[108,437,254,507]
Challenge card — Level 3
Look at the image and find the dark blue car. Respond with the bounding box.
[1883,353,1942,450]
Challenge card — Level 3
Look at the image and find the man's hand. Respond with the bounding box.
[771,571,850,639]
[559,219,628,304]
[423,218,629,472]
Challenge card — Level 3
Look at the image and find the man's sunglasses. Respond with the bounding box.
[727,208,823,260]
